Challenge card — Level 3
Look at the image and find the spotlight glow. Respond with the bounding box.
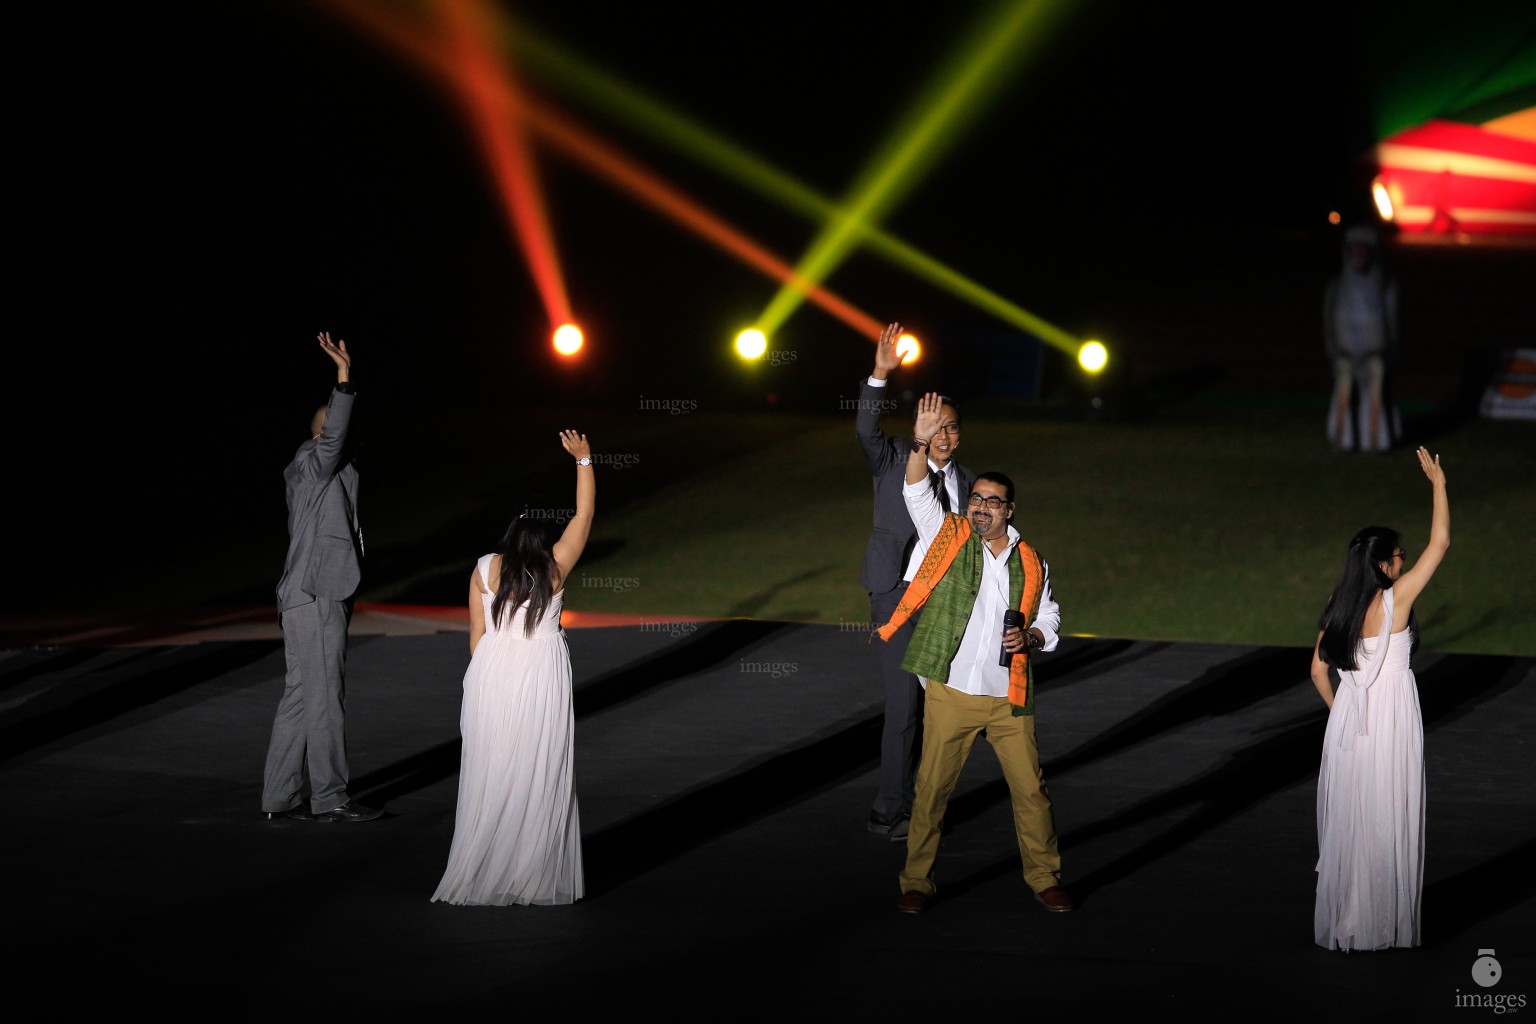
[1078,340,1108,373]
[736,328,768,360]
[895,333,921,365]
[1371,178,1395,222]
[553,323,583,355]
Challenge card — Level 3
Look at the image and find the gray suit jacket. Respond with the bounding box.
[277,386,362,613]
[856,378,974,595]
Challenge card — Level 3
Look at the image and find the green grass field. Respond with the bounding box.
[555,401,1533,656]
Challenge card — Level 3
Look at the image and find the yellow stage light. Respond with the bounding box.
[1078,340,1108,373]
[896,333,921,365]
[735,328,768,360]
[553,323,583,355]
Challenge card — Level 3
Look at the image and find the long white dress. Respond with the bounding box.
[1314,587,1423,950]
[432,554,583,906]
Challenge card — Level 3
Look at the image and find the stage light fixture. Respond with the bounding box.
[896,333,921,365]
[1078,340,1108,373]
[735,328,768,360]
[553,323,584,355]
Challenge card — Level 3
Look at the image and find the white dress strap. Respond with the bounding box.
[1334,587,1394,750]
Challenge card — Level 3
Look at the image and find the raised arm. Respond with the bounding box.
[872,320,903,383]
[552,430,595,584]
[900,392,947,543]
[906,391,944,486]
[320,330,351,385]
[293,331,355,481]
[1390,446,1449,627]
[855,322,906,475]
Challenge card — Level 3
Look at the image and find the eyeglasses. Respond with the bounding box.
[967,494,1008,510]
[932,422,961,436]
[1392,549,1406,560]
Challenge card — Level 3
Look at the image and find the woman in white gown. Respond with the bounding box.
[432,430,595,907]
[1310,445,1449,950]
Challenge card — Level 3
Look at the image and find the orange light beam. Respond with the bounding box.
[437,0,569,325]
[312,0,883,339]
[314,0,569,325]
[521,100,885,339]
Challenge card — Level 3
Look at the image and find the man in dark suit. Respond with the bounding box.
[856,321,974,839]
[261,331,381,823]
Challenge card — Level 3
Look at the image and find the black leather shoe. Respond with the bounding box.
[262,806,317,822]
[315,802,383,823]
[896,890,930,914]
[868,810,910,841]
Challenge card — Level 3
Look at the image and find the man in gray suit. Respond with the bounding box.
[261,331,381,823]
[857,321,974,839]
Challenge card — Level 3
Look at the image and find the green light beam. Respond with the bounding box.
[492,3,1081,354]
[759,0,1069,336]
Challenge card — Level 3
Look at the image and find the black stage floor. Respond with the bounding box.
[3,612,1532,1019]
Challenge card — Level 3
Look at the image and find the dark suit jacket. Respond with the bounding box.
[277,386,362,613]
[855,378,974,595]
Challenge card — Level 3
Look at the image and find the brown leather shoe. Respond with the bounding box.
[1034,886,1073,912]
[896,890,930,914]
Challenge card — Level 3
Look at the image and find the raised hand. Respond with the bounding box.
[560,429,591,461]
[913,391,945,442]
[318,331,351,382]
[1416,445,1445,487]
[874,322,903,378]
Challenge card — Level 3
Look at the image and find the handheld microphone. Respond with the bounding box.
[1000,609,1023,667]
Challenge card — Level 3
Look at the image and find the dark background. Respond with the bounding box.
[8,0,1534,628]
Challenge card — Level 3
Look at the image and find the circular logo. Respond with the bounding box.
[1473,951,1502,988]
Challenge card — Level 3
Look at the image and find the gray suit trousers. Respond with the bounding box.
[262,597,352,814]
[871,583,924,819]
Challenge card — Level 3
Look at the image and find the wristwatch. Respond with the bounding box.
[576,457,592,466]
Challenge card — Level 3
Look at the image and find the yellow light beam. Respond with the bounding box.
[760,0,1070,336]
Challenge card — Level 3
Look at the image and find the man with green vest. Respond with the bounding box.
[876,392,1070,914]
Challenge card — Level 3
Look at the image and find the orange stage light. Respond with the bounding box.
[553,323,583,355]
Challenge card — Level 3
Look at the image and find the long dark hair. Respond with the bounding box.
[1317,525,1418,669]
[490,508,562,638]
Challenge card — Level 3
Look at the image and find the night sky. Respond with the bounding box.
[9,0,1533,624]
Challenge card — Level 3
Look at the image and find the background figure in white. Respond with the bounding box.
[432,430,595,907]
[1325,224,1401,453]
[1309,447,1449,951]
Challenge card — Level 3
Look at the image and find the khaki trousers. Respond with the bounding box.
[898,680,1061,895]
